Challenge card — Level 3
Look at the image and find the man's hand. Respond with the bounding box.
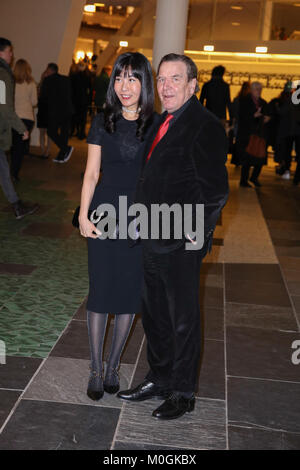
[22,130,29,140]
[186,233,197,245]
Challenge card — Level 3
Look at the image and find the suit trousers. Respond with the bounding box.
[11,119,34,178]
[47,119,70,154]
[240,162,263,184]
[0,149,18,204]
[142,245,203,392]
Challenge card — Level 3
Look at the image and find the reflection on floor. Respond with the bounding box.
[0,137,300,450]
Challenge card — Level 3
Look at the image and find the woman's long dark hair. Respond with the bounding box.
[237,81,251,98]
[104,52,154,140]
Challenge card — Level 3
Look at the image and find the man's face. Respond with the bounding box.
[157,60,196,113]
[0,46,13,65]
[46,67,56,76]
[251,85,262,100]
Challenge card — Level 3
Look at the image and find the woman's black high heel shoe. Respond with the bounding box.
[87,369,104,401]
[104,367,120,394]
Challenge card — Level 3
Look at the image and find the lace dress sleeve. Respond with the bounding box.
[86,112,106,146]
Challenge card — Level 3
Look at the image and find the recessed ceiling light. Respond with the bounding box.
[203,45,214,52]
[84,5,96,12]
[256,46,268,53]
[119,41,128,47]
[76,51,85,62]
[231,5,243,10]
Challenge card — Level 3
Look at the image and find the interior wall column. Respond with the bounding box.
[209,0,218,41]
[152,0,189,73]
[93,39,99,56]
[258,0,273,41]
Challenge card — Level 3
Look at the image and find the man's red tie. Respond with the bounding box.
[146,114,174,162]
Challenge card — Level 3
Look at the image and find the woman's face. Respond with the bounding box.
[114,67,141,111]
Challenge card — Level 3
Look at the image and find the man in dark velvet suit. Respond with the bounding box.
[117,54,229,420]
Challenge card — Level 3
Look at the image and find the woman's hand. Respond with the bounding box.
[79,216,102,239]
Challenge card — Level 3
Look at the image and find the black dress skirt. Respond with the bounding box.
[37,98,48,129]
[86,113,146,314]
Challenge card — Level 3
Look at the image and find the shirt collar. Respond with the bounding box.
[166,95,193,120]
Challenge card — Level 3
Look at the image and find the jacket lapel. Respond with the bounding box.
[142,96,199,176]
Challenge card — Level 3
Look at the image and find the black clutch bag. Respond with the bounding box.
[72,206,120,240]
[72,206,94,228]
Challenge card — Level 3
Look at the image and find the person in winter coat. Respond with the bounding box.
[0,37,39,219]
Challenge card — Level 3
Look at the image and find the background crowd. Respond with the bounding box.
[1,39,300,221]
[200,65,300,187]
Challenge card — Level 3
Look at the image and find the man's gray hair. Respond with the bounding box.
[251,81,263,89]
[157,53,200,93]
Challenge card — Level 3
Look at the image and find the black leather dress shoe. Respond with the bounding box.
[152,393,195,420]
[117,380,169,402]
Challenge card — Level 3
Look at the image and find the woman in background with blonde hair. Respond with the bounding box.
[11,58,37,182]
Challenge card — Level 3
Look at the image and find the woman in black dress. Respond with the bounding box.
[79,53,154,400]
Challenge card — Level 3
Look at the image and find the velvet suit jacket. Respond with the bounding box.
[135,95,229,254]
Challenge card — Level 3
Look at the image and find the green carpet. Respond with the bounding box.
[0,175,89,358]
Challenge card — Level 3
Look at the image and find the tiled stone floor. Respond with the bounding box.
[0,136,300,450]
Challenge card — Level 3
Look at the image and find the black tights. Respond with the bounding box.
[240,163,262,184]
[87,311,134,388]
